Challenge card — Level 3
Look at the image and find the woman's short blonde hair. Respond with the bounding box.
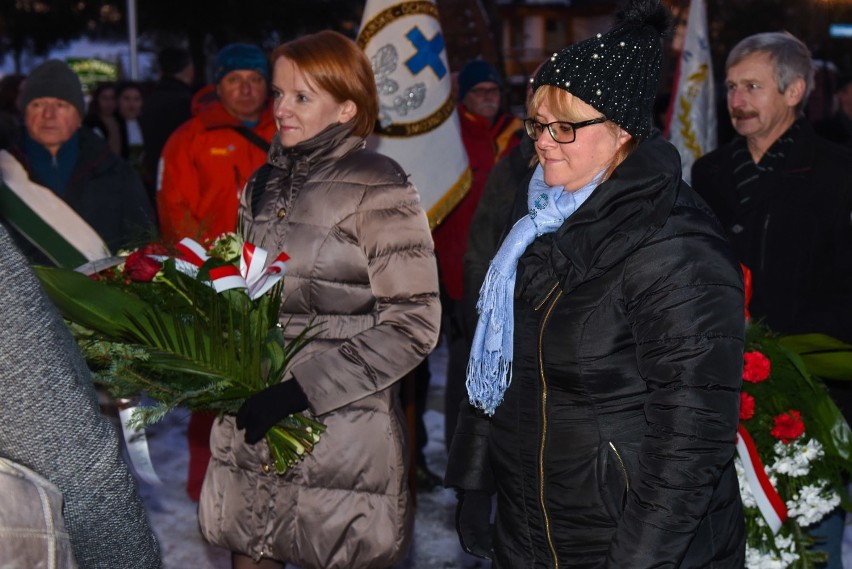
[528,85,637,176]
[271,31,379,138]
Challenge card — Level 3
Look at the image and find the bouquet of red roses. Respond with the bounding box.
[34,233,324,474]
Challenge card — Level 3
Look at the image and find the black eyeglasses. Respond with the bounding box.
[523,117,608,144]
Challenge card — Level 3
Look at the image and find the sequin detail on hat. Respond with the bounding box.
[531,0,670,141]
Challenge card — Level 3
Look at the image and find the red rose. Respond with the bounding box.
[770,410,805,444]
[739,392,755,421]
[123,251,162,282]
[743,351,771,383]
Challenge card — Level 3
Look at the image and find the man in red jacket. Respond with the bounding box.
[431,59,522,456]
[156,43,276,501]
[157,43,276,243]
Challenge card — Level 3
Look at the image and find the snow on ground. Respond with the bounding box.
[137,342,488,569]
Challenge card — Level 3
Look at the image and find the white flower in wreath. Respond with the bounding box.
[771,438,822,478]
[208,232,243,262]
[744,548,794,569]
[786,482,841,527]
[797,438,825,463]
[745,533,799,569]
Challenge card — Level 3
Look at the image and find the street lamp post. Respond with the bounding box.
[127,0,139,79]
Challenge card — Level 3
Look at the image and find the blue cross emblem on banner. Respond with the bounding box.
[404,26,446,79]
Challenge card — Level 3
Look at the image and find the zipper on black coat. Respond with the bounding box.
[537,289,562,568]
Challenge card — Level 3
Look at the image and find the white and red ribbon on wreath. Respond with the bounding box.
[736,424,788,533]
[172,237,289,300]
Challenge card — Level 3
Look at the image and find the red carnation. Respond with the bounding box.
[123,251,162,282]
[743,351,771,383]
[770,410,805,444]
[739,392,755,421]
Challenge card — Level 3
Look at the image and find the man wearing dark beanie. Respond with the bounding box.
[157,41,274,245]
[19,60,86,120]
[2,59,156,264]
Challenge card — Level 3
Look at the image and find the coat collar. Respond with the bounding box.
[719,118,815,217]
[267,121,363,176]
[518,132,682,302]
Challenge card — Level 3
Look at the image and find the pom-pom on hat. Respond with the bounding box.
[20,60,85,118]
[213,43,269,84]
[458,60,503,100]
[532,0,671,140]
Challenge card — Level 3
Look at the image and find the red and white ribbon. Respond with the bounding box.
[166,237,210,277]
[210,241,289,299]
[736,424,787,533]
[145,237,288,299]
[175,237,209,266]
[245,244,289,300]
[168,237,289,300]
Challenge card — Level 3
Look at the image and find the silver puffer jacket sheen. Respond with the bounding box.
[198,123,441,569]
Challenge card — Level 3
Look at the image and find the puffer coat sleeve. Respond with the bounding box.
[288,170,439,415]
[606,195,745,567]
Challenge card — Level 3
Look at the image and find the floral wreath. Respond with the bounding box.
[735,265,852,568]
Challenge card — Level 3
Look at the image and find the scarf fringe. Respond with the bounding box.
[466,352,512,416]
[467,262,516,415]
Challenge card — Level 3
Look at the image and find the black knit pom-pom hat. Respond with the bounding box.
[532,0,671,140]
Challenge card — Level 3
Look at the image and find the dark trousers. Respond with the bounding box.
[443,299,473,454]
[407,358,431,467]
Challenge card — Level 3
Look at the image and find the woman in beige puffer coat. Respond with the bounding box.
[197,31,441,569]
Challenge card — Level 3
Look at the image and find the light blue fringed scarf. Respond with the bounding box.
[466,165,605,415]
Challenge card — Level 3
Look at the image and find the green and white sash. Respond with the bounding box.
[0,150,110,268]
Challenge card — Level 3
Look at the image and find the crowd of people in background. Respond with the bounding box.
[0,0,851,566]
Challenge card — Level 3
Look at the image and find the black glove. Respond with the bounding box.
[235,379,310,444]
[455,489,494,560]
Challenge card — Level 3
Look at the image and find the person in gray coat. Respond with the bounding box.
[0,222,162,569]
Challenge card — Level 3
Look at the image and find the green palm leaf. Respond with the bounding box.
[779,334,852,380]
[34,246,324,475]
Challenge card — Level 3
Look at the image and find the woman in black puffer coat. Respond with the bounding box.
[445,2,746,567]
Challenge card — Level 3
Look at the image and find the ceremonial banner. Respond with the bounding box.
[357,0,471,229]
[665,0,715,185]
[0,150,110,267]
